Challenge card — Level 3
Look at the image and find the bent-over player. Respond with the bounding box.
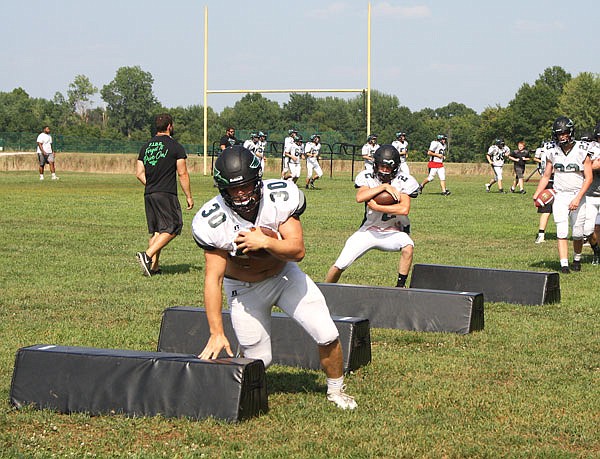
[325,144,418,288]
[192,146,357,410]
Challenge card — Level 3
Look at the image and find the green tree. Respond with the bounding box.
[557,72,600,134]
[67,74,98,123]
[505,66,571,146]
[100,66,158,138]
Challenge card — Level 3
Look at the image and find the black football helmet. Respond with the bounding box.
[373,144,401,183]
[495,138,505,147]
[213,146,263,215]
[295,134,303,144]
[552,116,575,145]
[395,131,406,139]
[367,134,378,143]
[437,134,447,141]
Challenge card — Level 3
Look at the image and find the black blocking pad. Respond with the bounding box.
[157,307,371,373]
[315,283,484,334]
[10,345,268,422]
[409,263,560,305]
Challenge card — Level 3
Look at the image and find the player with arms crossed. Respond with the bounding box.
[192,146,357,410]
[533,116,593,273]
[325,145,417,288]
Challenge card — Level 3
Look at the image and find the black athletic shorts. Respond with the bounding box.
[514,165,525,179]
[144,192,183,235]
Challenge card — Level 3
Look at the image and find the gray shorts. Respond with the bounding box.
[38,152,55,167]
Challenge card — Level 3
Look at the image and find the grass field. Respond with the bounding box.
[0,170,598,458]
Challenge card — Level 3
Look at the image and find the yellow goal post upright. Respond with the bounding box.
[202,3,372,175]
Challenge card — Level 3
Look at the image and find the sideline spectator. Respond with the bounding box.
[37,125,58,180]
[220,127,238,151]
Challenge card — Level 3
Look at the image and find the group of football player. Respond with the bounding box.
[278,128,324,189]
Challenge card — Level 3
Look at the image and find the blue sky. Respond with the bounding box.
[3,1,597,114]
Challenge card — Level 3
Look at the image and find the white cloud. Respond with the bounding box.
[372,2,431,18]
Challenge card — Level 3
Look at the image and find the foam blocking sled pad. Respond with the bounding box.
[10,345,267,422]
[157,307,371,373]
[409,263,560,305]
[315,283,484,334]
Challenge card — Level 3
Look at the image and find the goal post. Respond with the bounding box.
[202,4,372,175]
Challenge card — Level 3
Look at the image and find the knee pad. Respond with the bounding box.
[556,220,569,240]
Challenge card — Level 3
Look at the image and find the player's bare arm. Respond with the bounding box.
[532,159,554,200]
[367,192,410,215]
[135,160,146,186]
[176,158,194,210]
[356,184,399,203]
[199,248,233,360]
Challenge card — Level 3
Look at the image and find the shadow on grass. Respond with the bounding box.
[157,264,201,275]
[266,368,323,395]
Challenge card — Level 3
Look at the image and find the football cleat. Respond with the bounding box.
[442,190,451,196]
[592,254,600,265]
[327,386,357,410]
[535,234,545,244]
[572,260,581,272]
[560,266,571,274]
[485,183,490,192]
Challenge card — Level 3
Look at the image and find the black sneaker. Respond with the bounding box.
[136,252,152,277]
[498,189,506,194]
[519,189,527,194]
[560,266,571,274]
[150,268,163,275]
[572,260,581,272]
[441,190,451,196]
[510,187,516,193]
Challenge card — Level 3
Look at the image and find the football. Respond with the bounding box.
[534,189,555,207]
[373,190,398,205]
[248,226,281,258]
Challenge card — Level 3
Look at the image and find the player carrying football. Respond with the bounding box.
[532,116,593,273]
[325,144,418,288]
[192,146,357,410]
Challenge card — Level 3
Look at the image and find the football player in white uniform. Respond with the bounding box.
[361,134,379,172]
[304,134,323,189]
[420,134,450,195]
[281,128,297,179]
[391,132,410,174]
[284,134,304,183]
[533,116,593,273]
[485,138,510,193]
[532,140,555,243]
[243,132,259,155]
[255,131,268,172]
[583,122,600,264]
[192,146,357,410]
[325,145,418,288]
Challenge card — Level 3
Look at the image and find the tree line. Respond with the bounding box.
[0,65,598,162]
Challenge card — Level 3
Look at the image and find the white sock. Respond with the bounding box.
[52,173,56,178]
[574,253,582,262]
[326,376,344,394]
[560,259,569,267]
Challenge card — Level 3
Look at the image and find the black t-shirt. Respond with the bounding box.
[512,149,530,167]
[138,135,187,195]
[220,135,238,149]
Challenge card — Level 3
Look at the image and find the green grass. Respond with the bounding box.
[0,171,599,458]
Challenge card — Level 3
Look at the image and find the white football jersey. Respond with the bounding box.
[428,140,446,164]
[354,170,415,233]
[362,143,380,168]
[487,145,509,166]
[304,141,321,165]
[392,140,408,163]
[192,179,306,257]
[545,140,590,192]
[285,142,304,164]
[585,141,600,197]
[243,139,258,154]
